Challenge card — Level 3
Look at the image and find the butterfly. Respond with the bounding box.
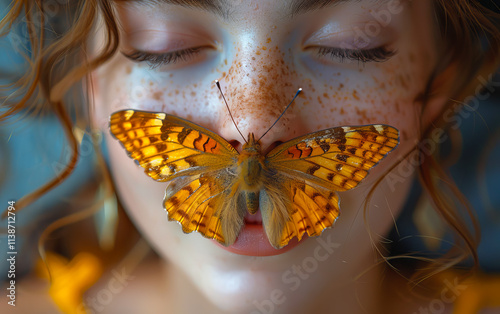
[109,109,399,249]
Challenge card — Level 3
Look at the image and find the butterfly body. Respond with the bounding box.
[222,132,280,240]
[110,110,399,249]
[237,133,265,192]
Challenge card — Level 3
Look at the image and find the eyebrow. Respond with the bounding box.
[288,0,360,16]
[119,0,361,19]
[119,0,231,19]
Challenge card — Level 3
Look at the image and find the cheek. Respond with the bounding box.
[297,60,423,147]
[92,53,226,131]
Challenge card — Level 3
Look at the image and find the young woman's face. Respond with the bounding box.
[93,0,442,312]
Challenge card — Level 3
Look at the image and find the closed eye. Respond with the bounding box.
[314,46,396,63]
[122,47,208,69]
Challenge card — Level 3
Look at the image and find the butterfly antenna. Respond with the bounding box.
[215,80,247,143]
[258,88,302,141]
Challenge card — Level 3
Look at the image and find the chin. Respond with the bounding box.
[173,233,334,314]
[194,262,295,314]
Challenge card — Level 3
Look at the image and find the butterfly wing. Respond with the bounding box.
[109,109,241,244]
[162,172,229,244]
[263,125,399,248]
[110,110,237,181]
[260,177,340,249]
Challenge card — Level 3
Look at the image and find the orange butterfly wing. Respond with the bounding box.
[110,110,239,243]
[264,125,399,248]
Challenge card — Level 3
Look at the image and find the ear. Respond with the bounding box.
[421,58,496,130]
[420,62,460,129]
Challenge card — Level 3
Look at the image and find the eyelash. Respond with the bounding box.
[316,46,396,63]
[123,47,203,69]
[123,46,395,68]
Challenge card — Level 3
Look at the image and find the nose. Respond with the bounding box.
[214,44,307,152]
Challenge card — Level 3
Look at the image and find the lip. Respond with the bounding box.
[214,214,306,256]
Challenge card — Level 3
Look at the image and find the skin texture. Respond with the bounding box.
[91,0,451,312]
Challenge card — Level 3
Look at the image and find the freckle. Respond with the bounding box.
[338,83,344,90]
[169,73,173,78]
[323,93,329,99]
[252,57,255,60]
[175,90,179,95]
[191,91,196,96]
[353,90,360,100]
[168,92,172,97]
[340,108,345,115]
[317,96,323,105]
[266,37,271,43]
[125,66,131,74]
[224,59,227,65]
[262,46,267,50]
[355,107,367,120]
[153,91,163,100]
[256,50,261,55]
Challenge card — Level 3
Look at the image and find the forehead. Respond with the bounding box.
[116,0,395,19]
